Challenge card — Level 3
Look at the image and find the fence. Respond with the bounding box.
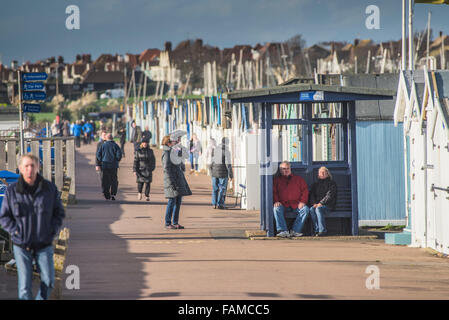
[131,98,253,209]
[0,137,76,202]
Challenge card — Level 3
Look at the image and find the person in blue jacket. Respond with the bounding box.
[82,121,93,145]
[96,133,122,200]
[0,154,65,300]
[72,120,83,148]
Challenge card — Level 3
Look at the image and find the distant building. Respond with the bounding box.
[82,70,124,92]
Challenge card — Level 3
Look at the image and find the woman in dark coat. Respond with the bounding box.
[162,135,192,229]
[133,139,156,201]
[309,166,337,237]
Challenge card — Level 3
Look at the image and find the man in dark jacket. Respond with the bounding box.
[210,137,233,209]
[96,133,122,200]
[95,131,107,189]
[309,166,337,237]
[141,126,152,144]
[273,161,310,238]
[0,154,65,300]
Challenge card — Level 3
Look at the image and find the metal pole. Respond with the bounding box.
[402,0,407,70]
[426,11,432,69]
[409,0,414,71]
[112,113,117,137]
[17,70,24,155]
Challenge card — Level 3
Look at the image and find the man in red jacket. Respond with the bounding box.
[273,161,310,238]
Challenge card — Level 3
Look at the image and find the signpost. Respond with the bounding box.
[22,91,47,101]
[23,103,42,113]
[23,82,45,91]
[18,71,47,155]
[22,72,48,81]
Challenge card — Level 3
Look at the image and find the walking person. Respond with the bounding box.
[117,121,127,158]
[162,134,192,230]
[90,120,97,141]
[189,133,202,174]
[95,131,107,191]
[142,126,152,144]
[82,121,93,145]
[96,133,122,200]
[0,154,65,300]
[210,137,233,209]
[309,166,337,237]
[51,119,60,137]
[133,139,156,201]
[130,121,142,152]
[73,120,82,148]
[62,119,70,137]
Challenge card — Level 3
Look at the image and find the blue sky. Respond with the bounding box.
[1,0,448,65]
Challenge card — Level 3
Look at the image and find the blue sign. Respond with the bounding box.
[299,91,324,102]
[22,72,48,81]
[23,103,41,113]
[22,91,46,101]
[23,82,45,91]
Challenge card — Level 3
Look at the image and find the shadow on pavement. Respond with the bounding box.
[62,147,166,299]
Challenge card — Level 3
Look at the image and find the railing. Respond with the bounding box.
[0,137,76,203]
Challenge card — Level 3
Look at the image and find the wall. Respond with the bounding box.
[356,121,406,226]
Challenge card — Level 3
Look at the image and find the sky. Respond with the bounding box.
[1,0,449,66]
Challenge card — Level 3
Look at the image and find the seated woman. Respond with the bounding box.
[309,166,337,237]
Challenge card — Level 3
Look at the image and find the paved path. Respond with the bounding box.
[2,141,449,300]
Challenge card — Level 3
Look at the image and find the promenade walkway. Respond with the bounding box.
[2,141,449,300]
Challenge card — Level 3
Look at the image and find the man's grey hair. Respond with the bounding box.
[18,153,39,166]
[280,161,291,167]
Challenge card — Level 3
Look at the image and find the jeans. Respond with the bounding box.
[211,177,228,206]
[273,205,310,233]
[165,196,182,226]
[190,154,199,171]
[310,205,329,233]
[13,245,55,300]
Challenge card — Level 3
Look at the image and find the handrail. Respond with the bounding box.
[0,137,76,142]
[430,184,449,193]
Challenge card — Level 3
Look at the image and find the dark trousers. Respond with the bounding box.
[120,141,126,157]
[102,168,118,199]
[85,134,91,144]
[75,136,81,148]
[137,182,151,197]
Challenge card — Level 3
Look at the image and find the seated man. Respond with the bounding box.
[309,166,337,237]
[273,161,310,238]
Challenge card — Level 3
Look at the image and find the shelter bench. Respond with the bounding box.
[283,187,352,235]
